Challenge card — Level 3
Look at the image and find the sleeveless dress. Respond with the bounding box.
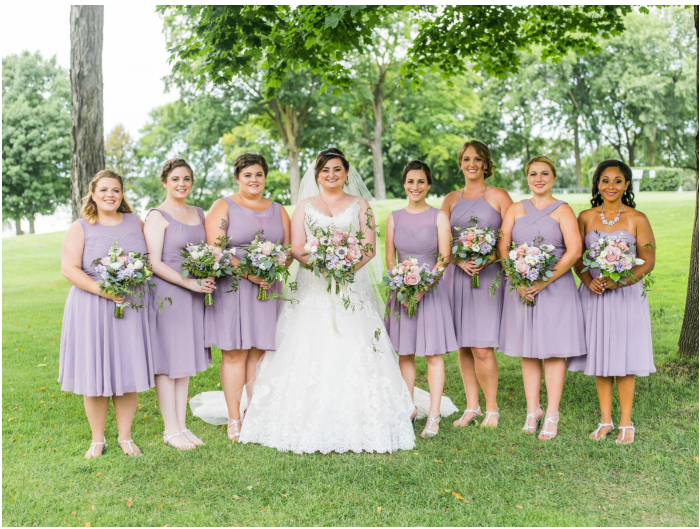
[385,207,458,356]
[147,207,212,378]
[498,200,586,359]
[239,200,416,454]
[446,186,504,348]
[567,230,655,376]
[204,197,284,351]
[58,213,155,396]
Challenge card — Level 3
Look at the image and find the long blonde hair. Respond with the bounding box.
[80,170,132,225]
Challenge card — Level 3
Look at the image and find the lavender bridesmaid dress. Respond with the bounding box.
[204,198,284,351]
[147,208,212,378]
[498,200,586,359]
[58,213,155,396]
[385,207,458,356]
[567,230,655,376]
[446,185,504,348]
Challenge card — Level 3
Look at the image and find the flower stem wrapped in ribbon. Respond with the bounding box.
[452,216,501,288]
[581,231,645,291]
[381,257,443,319]
[181,236,235,305]
[92,241,168,317]
[499,236,558,307]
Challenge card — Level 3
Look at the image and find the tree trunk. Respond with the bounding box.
[677,4,699,359]
[371,98,386,200]
[573,116,582,188]
[14,215,24,236]
[288,147,301,205]
[28,215,35,235]
[70,5,105,220]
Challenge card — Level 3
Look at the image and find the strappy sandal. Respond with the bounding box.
[538,414,559,441]
[522,405,544,434]
[181,428,204,446]
[421,415,441,438]
[481,407,499,428]
[227,417,242,442]
[616,423,635,445]
[590,421,614,441]
[118,437,142,457]
[85,436,107,459]
[163,431,195,451]
[454,406,482,427]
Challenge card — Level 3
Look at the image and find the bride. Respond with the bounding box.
[238,148,417,454]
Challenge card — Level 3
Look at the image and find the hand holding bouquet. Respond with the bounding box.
[452,217,501,287]
[501,237,557,306]
[581,232,644,287]
[181,236,235,305]
[92,242,162,318]
[229,231,291,301]
[382,257,443,318]
[302,226,365,295]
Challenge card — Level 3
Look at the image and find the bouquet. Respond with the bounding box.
[382,257,443,318]
[92,242,163,318]
[229,231,291,301]
[581,232,644,286]
[501,237,558,306]
[302,226,365,296]
[181,236,235,305]
[452,217,501,287]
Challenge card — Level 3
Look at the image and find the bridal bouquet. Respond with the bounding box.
[229,231,291,301]
[181,236,235,305]
[452,217,501,287]
[302,226,364,295]
[501,237,558,306]
[93,242,163,318]
[581,232,644,286]
[382,257,443,318]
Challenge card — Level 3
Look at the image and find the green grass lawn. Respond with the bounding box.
[3,192,698,527]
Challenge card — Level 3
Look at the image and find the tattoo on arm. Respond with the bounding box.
[220,219,228,231]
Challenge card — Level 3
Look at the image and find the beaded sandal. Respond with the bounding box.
[590,421,614,441]
[522,405,544,433]
[421,415,441,438]
[538,414,560,441]
[454,406,482,427]
[85,436,107,459]
[616,423,635,445]
[118,437,141,457]
[163,431,194,451]
[181,428,204,446]
[227,417,242,442]
[481,407,500,428]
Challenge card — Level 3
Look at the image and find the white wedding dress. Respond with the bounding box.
[238,201,417,454]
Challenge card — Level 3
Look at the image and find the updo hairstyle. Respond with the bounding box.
[314,148,350,182]
[160,158,193,183]
[233,153,269,180]
[457,140,496,179]
[401,160,433,185]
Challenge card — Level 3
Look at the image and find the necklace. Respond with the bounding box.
[600,204,623,226]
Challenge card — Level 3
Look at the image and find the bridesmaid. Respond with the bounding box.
[441,141,512,428]
[498,156,586,440]
[59,170,153,458]
[144,158,214,450]
[568,160,656,445]
[204,153,292,442]
[385,160,458,438]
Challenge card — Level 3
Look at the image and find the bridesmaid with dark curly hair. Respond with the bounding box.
[568,160,656,445]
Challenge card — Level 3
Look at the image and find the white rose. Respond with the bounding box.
[310,245,318,253]
[411,258,418,265]
[133,260,144,270]
[213,263,220,270]
[509,250,517,260]
[485,235,494,244]
[472,245,481,253]
[127,263,135,271]
[304,244,311,252]
[109,262,123,270]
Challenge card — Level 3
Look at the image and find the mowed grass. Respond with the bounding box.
[2,191,698,527]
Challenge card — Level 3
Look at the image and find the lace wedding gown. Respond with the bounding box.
[238,201,417,454]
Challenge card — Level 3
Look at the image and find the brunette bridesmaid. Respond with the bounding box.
[144,158,214,450]
[204,153,292,442]
[59,170,153,458]
[498,156,586,440]
[441,141,513,428]
[568,160,656,445]
[385,160,458,438]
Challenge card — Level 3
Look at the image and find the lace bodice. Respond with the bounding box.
[304,200,361,241]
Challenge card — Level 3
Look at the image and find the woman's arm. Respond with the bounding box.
[353,199,376,272]
[436,210,452,272]
[205,199,241,267]
[498,203,517,266]
[384,212,396,273]
[573,210,604,294]
[279,204,294,268]
[61,222,124,303]
[290,199,311,265]
[607,211,656,290]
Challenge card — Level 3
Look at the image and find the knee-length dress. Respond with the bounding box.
[204,197,284,351]
[385,207,458,356]
[567,230,655,376]
[147,208,212,379]
[498,200,586,359]
[58,213,155,396]
[446,186,504,349]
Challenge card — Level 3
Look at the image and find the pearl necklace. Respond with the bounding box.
[600,204,623,226]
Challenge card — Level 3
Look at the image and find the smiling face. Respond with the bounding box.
[317,158,347,191]
[527,162,556,196]
[91,177,123,213]
[597,167,629,203]
[163,166,193,199]
[237,164,266,198]
[460,146,486,182]
[404,169,431,203]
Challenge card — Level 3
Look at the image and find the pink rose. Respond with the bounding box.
[310,237,319,248]
[347,236,357,245]
[402,260,412,268]
[620,254,632,269]
[525,246,541,255]
[211,247,224,262]
[404,273,420,286]
[100,256,111,266]
[465,240,473,247]
[347,246,362,262]
[410,266,421,274]
[514,258,531,275]
[604,245,621,264]
[117,255,128,263]
[618,241,628,251]
[465,231,476,241]
[260,241,274,256]
[330,234,344,246]
[276,253,287,266]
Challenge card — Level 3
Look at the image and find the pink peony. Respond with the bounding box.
[276,253,287,266]
[404,273,420,286]
[410,266,421,274]
[260,241,274,256]
[100,256,111,266]
[603,245,621,264]
[347,236,357,245]
[330,234,344,246]
[618,241,628,251]
[465,231,476,241]
[525,246,541,255]
[465,240,473,247]
[620,254,632,269]
[117,255,128,263]
[211,247,224,262]
[347,245,362,262]
[514,258,531,275]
